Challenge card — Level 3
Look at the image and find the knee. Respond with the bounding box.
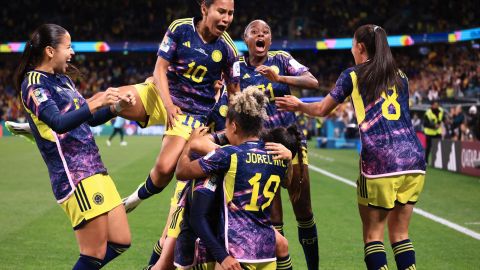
[275,234,289,257]
[151,162,175,181]
[80,242,108,260]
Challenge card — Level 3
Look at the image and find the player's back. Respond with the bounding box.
[219,141,287,262]
[331,67,425,177]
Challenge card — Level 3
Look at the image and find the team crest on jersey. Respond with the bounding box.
[92,192,104,205]
[160,36,173,53]
[212,50,223,62]
[219,105,228,117]
[270,65,280,75]
[33,89,48,104]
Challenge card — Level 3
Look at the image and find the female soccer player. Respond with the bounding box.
[240,20,319,270]
[15,24,135,269]
[276,24,426,270]
[176,87,293,270]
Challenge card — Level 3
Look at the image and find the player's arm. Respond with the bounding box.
[153,57,181,130]
[256,65,319,90]
[176,128,217,180]
[36,88,120,133]
[189,190,231,265]
[275,94,338,117]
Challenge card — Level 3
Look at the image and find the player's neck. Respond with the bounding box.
[248,54,267,67]
[35,62,54,74]
[196,20,216,43]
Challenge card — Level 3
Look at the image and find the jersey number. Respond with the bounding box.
[184,62,208,83]
[381,87,401,120]
[257,83,275,101]
[245,173,281,211]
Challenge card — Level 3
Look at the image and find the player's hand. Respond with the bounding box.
[101,87,121,106]
[165,104,183,130]
[214,80,224,94]
[275,95,302,112]
[118,91,136,108]
[266,142,292,160]
[220,256,242,270]
[256,65,280,83]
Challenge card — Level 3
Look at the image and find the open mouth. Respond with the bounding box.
[217,25,227,32]
[255,39,266,52]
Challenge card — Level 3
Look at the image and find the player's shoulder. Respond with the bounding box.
[219,31,238,57]
[21,71,50,93]
[268,50,292,59]
[167,17,194,33]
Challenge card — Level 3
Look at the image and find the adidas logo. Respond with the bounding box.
[183,41,190,48]
[242,73,250,79]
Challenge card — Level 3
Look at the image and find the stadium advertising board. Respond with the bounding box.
[431,139,480,177]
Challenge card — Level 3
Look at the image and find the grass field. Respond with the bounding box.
[0,136,479,269]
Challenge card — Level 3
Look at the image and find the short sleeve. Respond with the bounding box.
[329,69,354,104]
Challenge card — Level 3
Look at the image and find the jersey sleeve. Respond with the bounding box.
[157,23,182,62]
[23,85,56,117]
[329,69,354,104]
[281,53,309,76]
[221,34,240,85]
[198,147,231,175]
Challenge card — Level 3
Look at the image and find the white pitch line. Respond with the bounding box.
[308,164,480,241]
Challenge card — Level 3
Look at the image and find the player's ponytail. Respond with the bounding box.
[354,24,402,103]
[227,86,268,137]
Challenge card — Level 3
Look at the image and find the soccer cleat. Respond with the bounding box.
[122,184,143,213]
[106,140,111,146]
[120,141,128,146]
[5,121,35,143]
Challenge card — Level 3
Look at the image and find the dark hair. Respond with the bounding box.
[196,0,215,7]
[227,86,268,137]
[261,125,304,201]
[14,24,78,95]
[243,20,271,38]
[354,24,402,103]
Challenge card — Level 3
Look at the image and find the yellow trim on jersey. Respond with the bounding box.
[268,50,291,58]
[27,71,46,87]
[20,90,56,142]
[221,32,238,57]
[349,71,366,124]
[168,18,193,33]
[224,153,238,203]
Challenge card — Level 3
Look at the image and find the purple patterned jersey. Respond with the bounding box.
[157,17,239,118]
[329,67,426,177]
[199,141,288,262]
[239,51,308,130]
[21,70,107,202]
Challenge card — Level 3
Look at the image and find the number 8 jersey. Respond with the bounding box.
[158,17,239,117]
[198,141,288,263]
[329,67,426,178]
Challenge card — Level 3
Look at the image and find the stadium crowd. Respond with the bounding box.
[2,0,479,41]
[1,0,479,141]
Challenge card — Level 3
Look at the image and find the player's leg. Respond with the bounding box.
[73,214,108,269]
[288,163,318,270]
[103,203,131,265]
[275,228,293,270]
[122,135,187,212]
[358,205,389,270]
[388,173,424,270]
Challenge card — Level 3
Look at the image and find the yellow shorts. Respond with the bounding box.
[167,181,188,238]
[60,174,122,230]
[240,261,277,270]
[134,82,167,127]
[292,146,309,165]
[357,173,425,210]
[135,82,206,140]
